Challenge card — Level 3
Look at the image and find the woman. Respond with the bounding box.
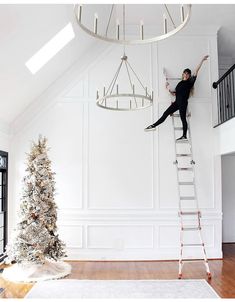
[145,55,209,140]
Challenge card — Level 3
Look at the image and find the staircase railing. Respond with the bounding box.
[213,64,235,127]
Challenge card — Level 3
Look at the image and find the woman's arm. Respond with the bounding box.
[193,55,209,76]
[166,82,176,96]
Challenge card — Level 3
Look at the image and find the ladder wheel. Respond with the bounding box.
[178,273,182,279]
[207,272,212,279]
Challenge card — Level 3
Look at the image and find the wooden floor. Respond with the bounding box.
[1,243,235,298]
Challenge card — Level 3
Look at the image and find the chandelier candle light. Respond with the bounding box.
[116,19,120,40]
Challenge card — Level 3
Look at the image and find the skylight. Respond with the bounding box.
[25,23,75,74]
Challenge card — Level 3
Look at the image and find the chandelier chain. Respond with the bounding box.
[126,60,150,97]
[105,4,114,37]
[104,60,123,97]
[164,5,176,29]
[123,4,126,54]
[124,61,138,106]
[109,62,123,96]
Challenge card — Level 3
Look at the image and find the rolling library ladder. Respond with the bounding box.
[171,112,211,279]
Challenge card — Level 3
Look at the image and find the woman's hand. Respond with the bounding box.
[203,55,209,61]
[194,55,209,76]
[166,82,176,96]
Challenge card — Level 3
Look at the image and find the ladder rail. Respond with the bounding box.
[187,114,200,211]
[171,114,182,213]
[171,114,185,270]
[186,112,210,269]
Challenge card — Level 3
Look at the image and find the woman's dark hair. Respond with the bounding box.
[183,68,191,75]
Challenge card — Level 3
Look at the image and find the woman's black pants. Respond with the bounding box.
[153,101,188,137]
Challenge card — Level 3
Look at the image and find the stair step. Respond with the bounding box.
[180,211,201,216]
[178,167,193,171]
[180,196,195,200]
[179,182,194,185]
[176,154,191,157]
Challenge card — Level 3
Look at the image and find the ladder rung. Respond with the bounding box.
[173,113,180,117]
[176,140,190,144]
[182,243,204,247]
[178,167,193,171]
[180,259,207,263]
[180,211,201,216]
[176,154,191,157]
[179,182,194,185]
[173,113,191,118]
[182,226,201,231]
[180,196,195,200]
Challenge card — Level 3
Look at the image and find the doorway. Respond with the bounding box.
[222,153,235,253]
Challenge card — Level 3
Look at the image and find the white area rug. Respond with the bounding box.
[25,279,220,299]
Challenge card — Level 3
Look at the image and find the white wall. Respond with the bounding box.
[214,117,235,155]
[9,28,222,260]
[0,134,9,153]
[218,56,233,78]
[0,121,10,152]
[222,154,235,242]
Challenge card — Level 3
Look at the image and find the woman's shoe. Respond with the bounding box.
[144,125,156,131]
[176,135,187,141]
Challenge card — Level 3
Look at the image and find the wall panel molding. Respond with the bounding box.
[58,224,83,249]
[86,224,154,249]
[10,29,221,260]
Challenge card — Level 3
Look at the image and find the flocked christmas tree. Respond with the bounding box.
[6,136,66,265]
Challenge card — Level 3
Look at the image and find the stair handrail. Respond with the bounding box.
[213,64,235,89]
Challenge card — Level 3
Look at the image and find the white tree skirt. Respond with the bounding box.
[2,260,71,282]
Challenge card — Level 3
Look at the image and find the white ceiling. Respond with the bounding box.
[0,4,235,125]
[0,4,96,124]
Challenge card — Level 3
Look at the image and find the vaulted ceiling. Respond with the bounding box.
[0,4,235,126]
